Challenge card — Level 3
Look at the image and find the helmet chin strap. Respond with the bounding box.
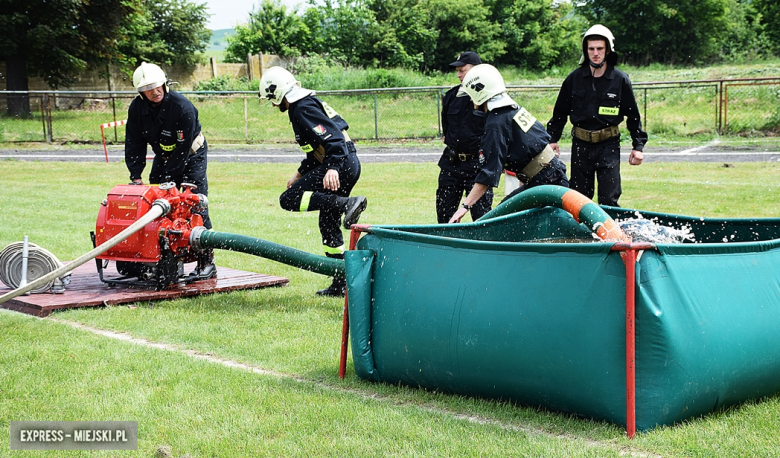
[589,59,605,69]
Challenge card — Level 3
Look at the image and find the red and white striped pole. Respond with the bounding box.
[100,119,127,163]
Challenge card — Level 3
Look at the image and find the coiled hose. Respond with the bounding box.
[0,242,69,293]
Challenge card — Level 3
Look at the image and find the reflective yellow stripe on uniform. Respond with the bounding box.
[300,191,313,212]
[323,244,345,255]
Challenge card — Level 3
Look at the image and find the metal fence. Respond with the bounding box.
[1,77,779,145]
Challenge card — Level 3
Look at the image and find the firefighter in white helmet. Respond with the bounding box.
[125,62,216,279]
[259,66,367,297]
[546,24,648,207]
[448,64,569,223]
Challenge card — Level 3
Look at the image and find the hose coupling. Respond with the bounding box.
[152,199,171,216]
[190,226,208,251]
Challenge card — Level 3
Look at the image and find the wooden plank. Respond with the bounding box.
[0,262,289,317]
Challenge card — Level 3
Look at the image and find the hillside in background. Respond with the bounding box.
[208,29,234,52]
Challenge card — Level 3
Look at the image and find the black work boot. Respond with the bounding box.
[191,248,217,280]
[316,252,345,296]
[316,276,347,297]
[342,196,368,229]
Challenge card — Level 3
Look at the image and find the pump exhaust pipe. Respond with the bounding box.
[0,200,171,305]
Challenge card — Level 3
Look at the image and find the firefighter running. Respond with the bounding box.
[259,66,367,297]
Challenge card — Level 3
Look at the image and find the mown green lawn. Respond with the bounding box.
[1,160,780,457]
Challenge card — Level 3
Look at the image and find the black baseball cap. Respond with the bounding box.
[449,51,482,68]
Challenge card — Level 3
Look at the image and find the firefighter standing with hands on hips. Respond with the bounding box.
[546,24,647,207]
[124,62,216,280]
[449,64,569,224]
[436,51,492,223]
[259,66,367,297]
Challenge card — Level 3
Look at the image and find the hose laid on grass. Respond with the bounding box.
[191,228,345,278]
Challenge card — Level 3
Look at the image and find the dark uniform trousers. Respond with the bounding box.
[570,137,621,207]
[436,151,494,223]
[148,139,212,229]
[279,143,361,248]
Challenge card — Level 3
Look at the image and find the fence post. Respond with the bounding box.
[717,81,724,134]
[436,90,442,138]
[40,95,48,142]
[373,93,378,140]
[244,96,249,143]
[46,95,53,144]
[112,96,119,143]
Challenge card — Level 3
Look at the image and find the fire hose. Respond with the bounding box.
[0,199,171,306]
[0,240,69,293]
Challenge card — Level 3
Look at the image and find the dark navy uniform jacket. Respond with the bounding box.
[477,105,552,188]
[288,95,351,176]
[441,85,485,154]
[546,65,647,151]
[125,91,201,182]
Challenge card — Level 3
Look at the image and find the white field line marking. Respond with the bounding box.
[675,139,720,155]
[48,317,661,457]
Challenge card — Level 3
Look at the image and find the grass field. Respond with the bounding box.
[2,160,780,456]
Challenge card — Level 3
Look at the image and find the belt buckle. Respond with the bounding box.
[458,153,468,161]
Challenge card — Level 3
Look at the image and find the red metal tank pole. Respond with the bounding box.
[0,199,171,305]
[611,242,654,438]
[623,247,637,439]
[339,224,371,379]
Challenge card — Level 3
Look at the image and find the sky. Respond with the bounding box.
[201,0,306,30]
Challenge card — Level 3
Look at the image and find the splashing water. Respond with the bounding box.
[618,217,695,243]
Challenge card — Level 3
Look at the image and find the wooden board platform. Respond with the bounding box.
[0,262,289,317]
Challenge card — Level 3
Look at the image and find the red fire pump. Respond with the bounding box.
[92,182,208,289]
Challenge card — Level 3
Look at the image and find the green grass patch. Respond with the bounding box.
[2,161,780,456]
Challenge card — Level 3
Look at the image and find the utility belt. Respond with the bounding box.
[446,147,478,162]
[572,125,619,144]
[311,130,352,163]
[516,145,556,183]
[159,132,205,162]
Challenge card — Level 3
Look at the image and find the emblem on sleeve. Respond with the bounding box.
[176,130,185,142]
[313,124,327,135]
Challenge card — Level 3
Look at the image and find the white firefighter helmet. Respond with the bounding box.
[259,66,299,105]
[459,64,506,106]
[132,62,168,93]
[580,24,616,64]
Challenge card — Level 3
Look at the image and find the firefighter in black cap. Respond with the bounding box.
[546,24,647,207]
[259,66,367,297]
[125,62,216,280]
[436,51,493,223]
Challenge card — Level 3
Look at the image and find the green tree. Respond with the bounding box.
[717,0,768,61]
[302,0,380,66]
[579,0,730,64]
[490,0,584,69]
[224,0,310,62]
[369,0,438,69]
[422,0,505,70]
[0,0,137,115]
[755,0,780,55]
[118,0,211,68]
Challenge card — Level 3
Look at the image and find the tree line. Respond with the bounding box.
[2,0,780,116]
[225,0,780,70]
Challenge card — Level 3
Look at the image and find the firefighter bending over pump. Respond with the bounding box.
[124,62,216,280]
